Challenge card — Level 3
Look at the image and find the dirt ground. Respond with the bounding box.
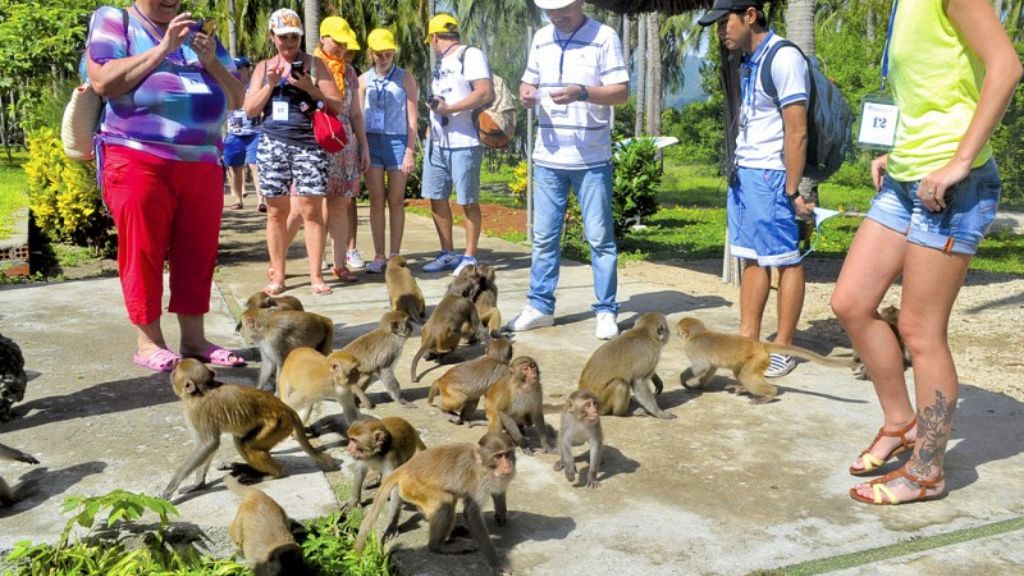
[408,199,1024,402]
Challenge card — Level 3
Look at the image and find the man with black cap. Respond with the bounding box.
[699,1,813,377]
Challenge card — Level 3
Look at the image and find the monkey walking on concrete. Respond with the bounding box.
[340,417,426,514]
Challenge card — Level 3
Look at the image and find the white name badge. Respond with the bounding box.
[271,99,289,122]
[858,97,899,150]
[180,73,212,95]
[368,109,386,133]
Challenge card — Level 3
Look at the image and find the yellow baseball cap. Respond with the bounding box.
[367,28,397,52]
[425,13,458,42]
[320,16,361,50]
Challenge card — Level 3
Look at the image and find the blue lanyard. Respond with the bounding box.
[373,65,397,104]
[880,0,898,91]
[741,31,774,107]
[132,5,185,65]
[555,18,587,83]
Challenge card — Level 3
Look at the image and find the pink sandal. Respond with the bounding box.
[132,349,182,373]
[187,345,246,367]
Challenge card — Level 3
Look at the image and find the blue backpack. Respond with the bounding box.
[760,40,852,181]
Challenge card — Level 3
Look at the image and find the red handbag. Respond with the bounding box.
[311,107,348,153]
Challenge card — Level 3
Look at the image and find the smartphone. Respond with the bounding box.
[200,19,217,36]
[291,59,304,79]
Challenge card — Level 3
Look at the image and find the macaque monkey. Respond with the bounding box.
[468,266,502,338]
[428,338,513,425]
[852,306,911,381]
[236,292,304,332]
[385,256,426,324]
[225,475,315,576]
[578,312,674,419]
[162,360,338,499]
[342,311,414,408]
[554,390,603,488]
[484,356,554,455]
[341,417,427,514]
[239,308,335,391]
[355,432,516,572]
[278,347,361,427]
[0,441,39,506]
[410,280,490,383]
[675,317,856,403]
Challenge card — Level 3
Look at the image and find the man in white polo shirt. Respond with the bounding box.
[508,0,629,340]
[700,0,814,377]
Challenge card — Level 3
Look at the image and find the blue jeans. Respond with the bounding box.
[528,163,618,315]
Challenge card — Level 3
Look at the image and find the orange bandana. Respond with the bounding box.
[315,47,347,100]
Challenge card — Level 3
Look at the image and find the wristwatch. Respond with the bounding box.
[786,190,800,200]
[577,85,590,102]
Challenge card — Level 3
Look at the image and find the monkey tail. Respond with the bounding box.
[767,344,857,370]
[223,474,257,498]
[354,475,399,553]
[410,345,427,383]
[427,378,439,406]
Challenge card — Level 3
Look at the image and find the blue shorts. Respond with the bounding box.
[420,142,482,205]
[223,133,259,167]
[367,133,407,170]
[727,166,800,267]
[866,159,1001,255]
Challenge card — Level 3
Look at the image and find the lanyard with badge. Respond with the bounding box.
[857,0,900,150]
[546,20,585,118]
[271,56,291,122]
[135,7,210,93]
[369,65,396,133]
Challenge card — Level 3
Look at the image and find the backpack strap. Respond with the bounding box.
[758,39,803,108]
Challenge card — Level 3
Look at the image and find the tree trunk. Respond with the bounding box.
[866,1,876,44]
[303,0,319,54]
[226,0,237,57]
[634,13,647,137]
[644,12,661,138]
[622,14,631,73]
[785,0,818,204]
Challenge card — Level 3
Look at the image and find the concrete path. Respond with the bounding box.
[1,200,1023,575]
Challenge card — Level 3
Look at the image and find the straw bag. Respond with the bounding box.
[61,84,103,161]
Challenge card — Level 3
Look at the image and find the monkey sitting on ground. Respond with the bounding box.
[385,256,426,324]
[483,356,554,455]
[457,265,501,339]
[340,417,427,514]
[852,305,912,381]
[236,292,304,332]
[410,278,490,383]
[675,317,856,404]
[162,360,338,500]
[428,338,513,425]
[225,475,315,576]
[554,390,603,488]
[240,308,334,391]
[278,347,362,429]
[0,441,39,506]
[342,311,414,408]
[578,312,675,419]
[355,432,516,573]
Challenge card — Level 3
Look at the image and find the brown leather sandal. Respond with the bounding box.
[849,417,916,476]
[850,466,945,505]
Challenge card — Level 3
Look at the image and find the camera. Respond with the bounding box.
[427,95,441,109]
[291,59,304,79]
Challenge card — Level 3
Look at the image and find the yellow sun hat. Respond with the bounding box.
[367,28,397,52]
[425,13,459,42]
[320,16,361,50]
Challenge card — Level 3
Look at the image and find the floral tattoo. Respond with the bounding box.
[910,390,955,479]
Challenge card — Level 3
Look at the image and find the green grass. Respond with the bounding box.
[0,152,29,240]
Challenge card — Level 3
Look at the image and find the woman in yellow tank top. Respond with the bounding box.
[831,0,1022,505]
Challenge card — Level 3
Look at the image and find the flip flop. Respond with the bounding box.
[263,282,286,296]
[188,345,247,367]
[312,282,333,296]
[330,265,358,284]
[132,349,182,373]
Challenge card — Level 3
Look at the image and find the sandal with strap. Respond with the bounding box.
[850,466,945,505]
[330,265,358,284]
[849,417,916,476]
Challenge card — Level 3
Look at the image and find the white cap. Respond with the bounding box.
[534,0,578,8]
[268,8,303,36]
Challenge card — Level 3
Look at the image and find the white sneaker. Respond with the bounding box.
[765,353,796,378]
[451,255,478,277]
[365,257,387,274]
[423,251,461,272]
[594,311,619,340]
[346,249,366,270]
[507,305,554,332]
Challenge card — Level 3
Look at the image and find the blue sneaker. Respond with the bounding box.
[451,255,478,277]
[423,251,460,273]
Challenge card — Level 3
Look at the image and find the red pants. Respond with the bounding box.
[102,145,223,325]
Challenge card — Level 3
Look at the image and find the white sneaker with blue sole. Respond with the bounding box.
[423,251,460,273]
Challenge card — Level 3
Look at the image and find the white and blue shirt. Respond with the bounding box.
[522,18,629,169]
[735,31,809,171]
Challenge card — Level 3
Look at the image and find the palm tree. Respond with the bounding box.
[644,11,662,137]
[784,0,818,203]
[303,0,319,54]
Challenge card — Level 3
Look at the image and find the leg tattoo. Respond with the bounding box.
[910,390,955,479]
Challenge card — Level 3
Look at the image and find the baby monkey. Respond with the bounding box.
[225,475,315,576]
[676,317,855,403]
[554,390,603,488]
[341,417,426,514]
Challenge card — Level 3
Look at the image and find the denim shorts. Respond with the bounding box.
[256,136,328,197]
[727,166,801,267]
[867,159,1001,255]
[420,142,482,205]
[223,133,259,166]
[367,133,407,170]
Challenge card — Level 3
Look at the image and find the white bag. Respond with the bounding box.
[61,83,103,161]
